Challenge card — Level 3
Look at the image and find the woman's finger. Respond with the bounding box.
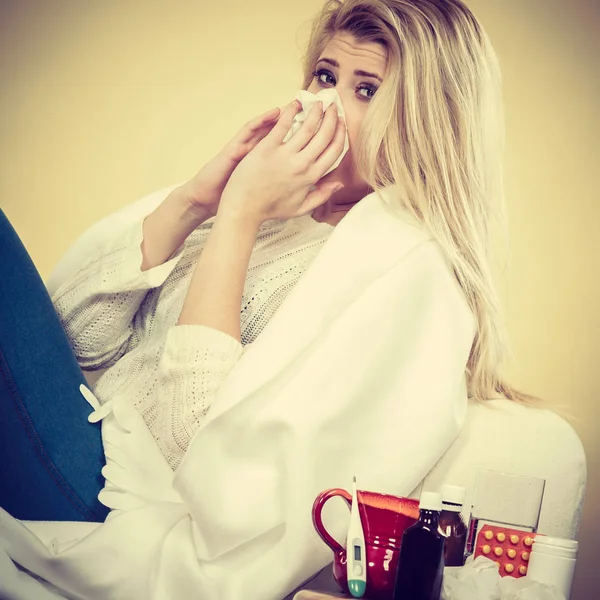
[262,101,302,147]
[236,107,281,144]
[308,116,347,179]
[248,107,281,130]
[284,101,325,152]
[242,121,279,151]
[296,104,339,163]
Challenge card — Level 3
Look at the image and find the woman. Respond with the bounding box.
[0,0,530,598]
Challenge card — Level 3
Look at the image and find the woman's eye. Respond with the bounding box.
[357,85,377,101]
[312,69,336,86]
[312,68,378,101]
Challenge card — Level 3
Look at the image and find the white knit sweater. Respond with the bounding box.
[51,213,334,469]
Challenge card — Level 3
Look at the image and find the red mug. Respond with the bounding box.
[312,488,419,599]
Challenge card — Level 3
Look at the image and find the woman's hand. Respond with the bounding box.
[217,100,347,226]
[177,106,283,218]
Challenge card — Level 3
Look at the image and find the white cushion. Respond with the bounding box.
[423,398,586,538]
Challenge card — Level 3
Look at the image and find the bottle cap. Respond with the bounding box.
[419,491,442,511]
[532,536,578,559]
[441,484,466,511]
[533,536,578,550]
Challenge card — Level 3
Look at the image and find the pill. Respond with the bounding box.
[494,547,503,556]
[519,566,528,575]
[507,549,517,559]
[524,537,534,547]
[505,564,515,574]
[482,545,491,554]
[496,532,506,542]
[494,561,501,569]
[510,535,520,544]
[484,530,494,540]
[522,551,530,561]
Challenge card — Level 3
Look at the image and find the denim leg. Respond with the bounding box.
[0,209,109,522]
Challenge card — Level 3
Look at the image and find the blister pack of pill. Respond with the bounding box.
[473,523,541,578]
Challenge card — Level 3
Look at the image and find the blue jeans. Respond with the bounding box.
[0,209,109,522]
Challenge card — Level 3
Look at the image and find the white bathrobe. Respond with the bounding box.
[0,188,475,600]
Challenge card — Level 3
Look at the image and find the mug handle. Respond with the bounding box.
[312,488,352,554]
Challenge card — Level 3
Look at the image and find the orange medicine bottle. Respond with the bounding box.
[439,484,468,567]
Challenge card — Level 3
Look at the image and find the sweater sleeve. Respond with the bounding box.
[150,324,245,470]
[51,217,186,371]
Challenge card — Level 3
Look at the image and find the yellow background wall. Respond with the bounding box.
[1,1,597,597]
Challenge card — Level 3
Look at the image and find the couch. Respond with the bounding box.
[43,184,587,599]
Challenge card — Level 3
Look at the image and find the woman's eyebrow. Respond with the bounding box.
[317,57,383,82]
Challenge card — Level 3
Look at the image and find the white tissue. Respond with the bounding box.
[442,556,501,600]
[499,577,567,600]
[282,88,349,175]
[442,556,567,600]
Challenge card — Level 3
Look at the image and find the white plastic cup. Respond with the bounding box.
[526,535,578,599]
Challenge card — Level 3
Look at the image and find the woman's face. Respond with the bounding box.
[307,31,387,193]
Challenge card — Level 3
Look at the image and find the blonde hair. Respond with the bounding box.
[302,0,536,403]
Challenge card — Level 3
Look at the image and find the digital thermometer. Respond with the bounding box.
[346,476,367,597]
